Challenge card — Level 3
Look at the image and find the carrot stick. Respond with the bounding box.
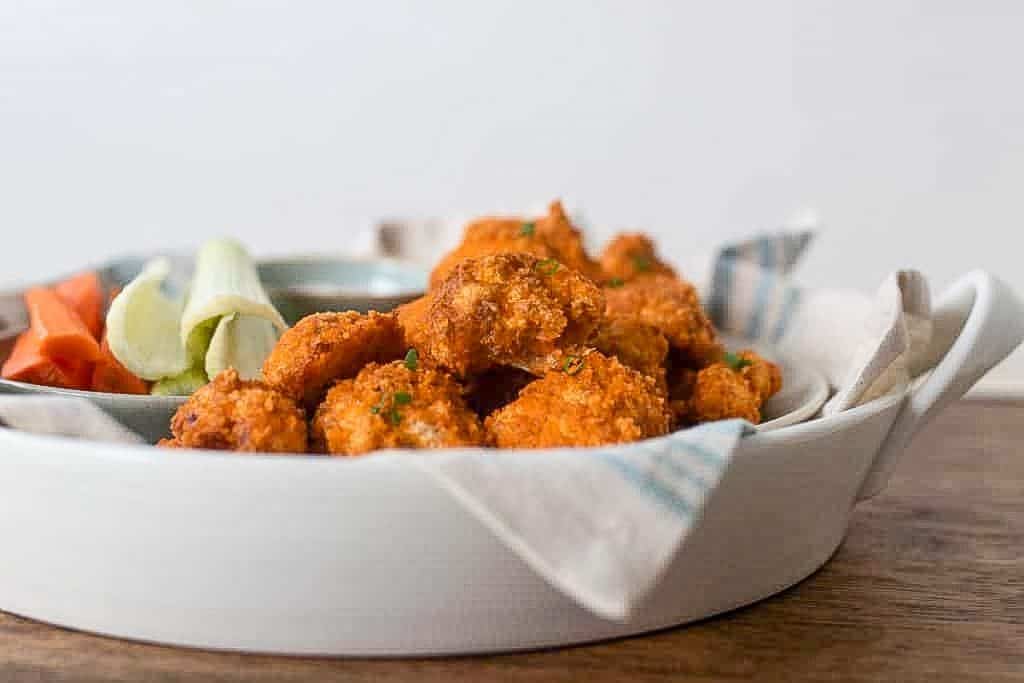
[1,329,92,389]
[54,271,104,340]
[91,335,150,395]
[25,287,102,363]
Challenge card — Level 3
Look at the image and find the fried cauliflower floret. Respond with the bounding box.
[678,351,783,426]
[599,233,677,284]
[262,311,405,409]
[400,253,605,377]
[592,314,669,390]
[166,369,308,453]
[532,200,603,281]
[604,274,721,366]
[311,360,486,455]
[738,350,783,402]
[484,351,671,448]
[429,200,600,287]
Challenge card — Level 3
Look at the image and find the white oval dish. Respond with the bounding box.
[0,270,1019,656]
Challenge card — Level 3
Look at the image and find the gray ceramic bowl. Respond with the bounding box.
[0,254,428,442]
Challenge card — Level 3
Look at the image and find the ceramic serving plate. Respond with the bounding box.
[0,268,1019,656]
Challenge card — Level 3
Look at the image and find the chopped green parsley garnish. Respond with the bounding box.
[536,258,560,276]
[520,221,536,237]
[371,391,413,424]
[563,354,585,375]
[631,255,652,272]
[723,351,752,371]
[404,348,419,371]
[607,277,625,288]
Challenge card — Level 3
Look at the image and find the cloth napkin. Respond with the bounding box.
[0,233,933,622]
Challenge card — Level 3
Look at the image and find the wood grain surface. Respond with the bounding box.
[1,400,1021,682]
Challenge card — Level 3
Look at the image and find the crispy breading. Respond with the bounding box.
[400,253,605,377]
[738,350,783,402]
[311,360,486,455]
[677,350,783,425]
[484,351,671,448]
[429,200,600,287]
[166,368,308,453]
[604,274,721,366]
[599,232,677,284]
[533,200,603,281]
[261,311,406,408]
[592,313,669,390]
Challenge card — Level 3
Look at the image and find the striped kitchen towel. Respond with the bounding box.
[414,232,931,620]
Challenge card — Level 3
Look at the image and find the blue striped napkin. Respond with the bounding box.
[416,231,932,620]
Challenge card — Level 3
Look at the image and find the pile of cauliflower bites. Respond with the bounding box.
[160,201,781,455]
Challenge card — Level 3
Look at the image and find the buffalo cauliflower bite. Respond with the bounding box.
[604,274,721,366]
[166,368,308,453]
[599,233,677,284]
[591,314,669,390]
[400,253,605,377]
[484,350,671,448]
[676,350,783,425]
[262,311,405,409]
[429,200,601,287]
[311,360,487,455]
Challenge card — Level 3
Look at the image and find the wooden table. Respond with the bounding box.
[2,400,1021,682]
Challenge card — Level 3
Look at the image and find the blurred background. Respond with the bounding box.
[2,1,1022,390]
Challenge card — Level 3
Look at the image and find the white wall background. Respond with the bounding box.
[2,1,1023,389]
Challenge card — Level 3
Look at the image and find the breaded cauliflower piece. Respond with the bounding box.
[429,200,600,287]
[165,368,308,453]
[599,232,677,284]
[484,350,671,448]
[737,349,783,402]
[604,274,721,366]
[399,253,605,377]
[591,314,669,390]
[532,200,603,282]
[311,360,486,455]
[262,311,405,408]
[677,350,783,425]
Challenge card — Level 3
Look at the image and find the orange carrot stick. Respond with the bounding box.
[54,271,104,340]
[24,287,102,363]
[1,329,92,389]
[91,335,150,395]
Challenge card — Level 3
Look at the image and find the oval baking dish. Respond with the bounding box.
[0,269,1019,656]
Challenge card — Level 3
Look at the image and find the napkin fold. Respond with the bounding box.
[0,232,934,622]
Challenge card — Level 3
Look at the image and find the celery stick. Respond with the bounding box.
[151,367,209,396]
[205,313,279,381]
[179,238,287,348]
[105,258,190,381]
[186,316,221,368]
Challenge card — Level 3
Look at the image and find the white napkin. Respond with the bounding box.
[0,233,933,622]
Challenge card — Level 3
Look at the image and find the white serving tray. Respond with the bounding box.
[0,270,1019,655]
